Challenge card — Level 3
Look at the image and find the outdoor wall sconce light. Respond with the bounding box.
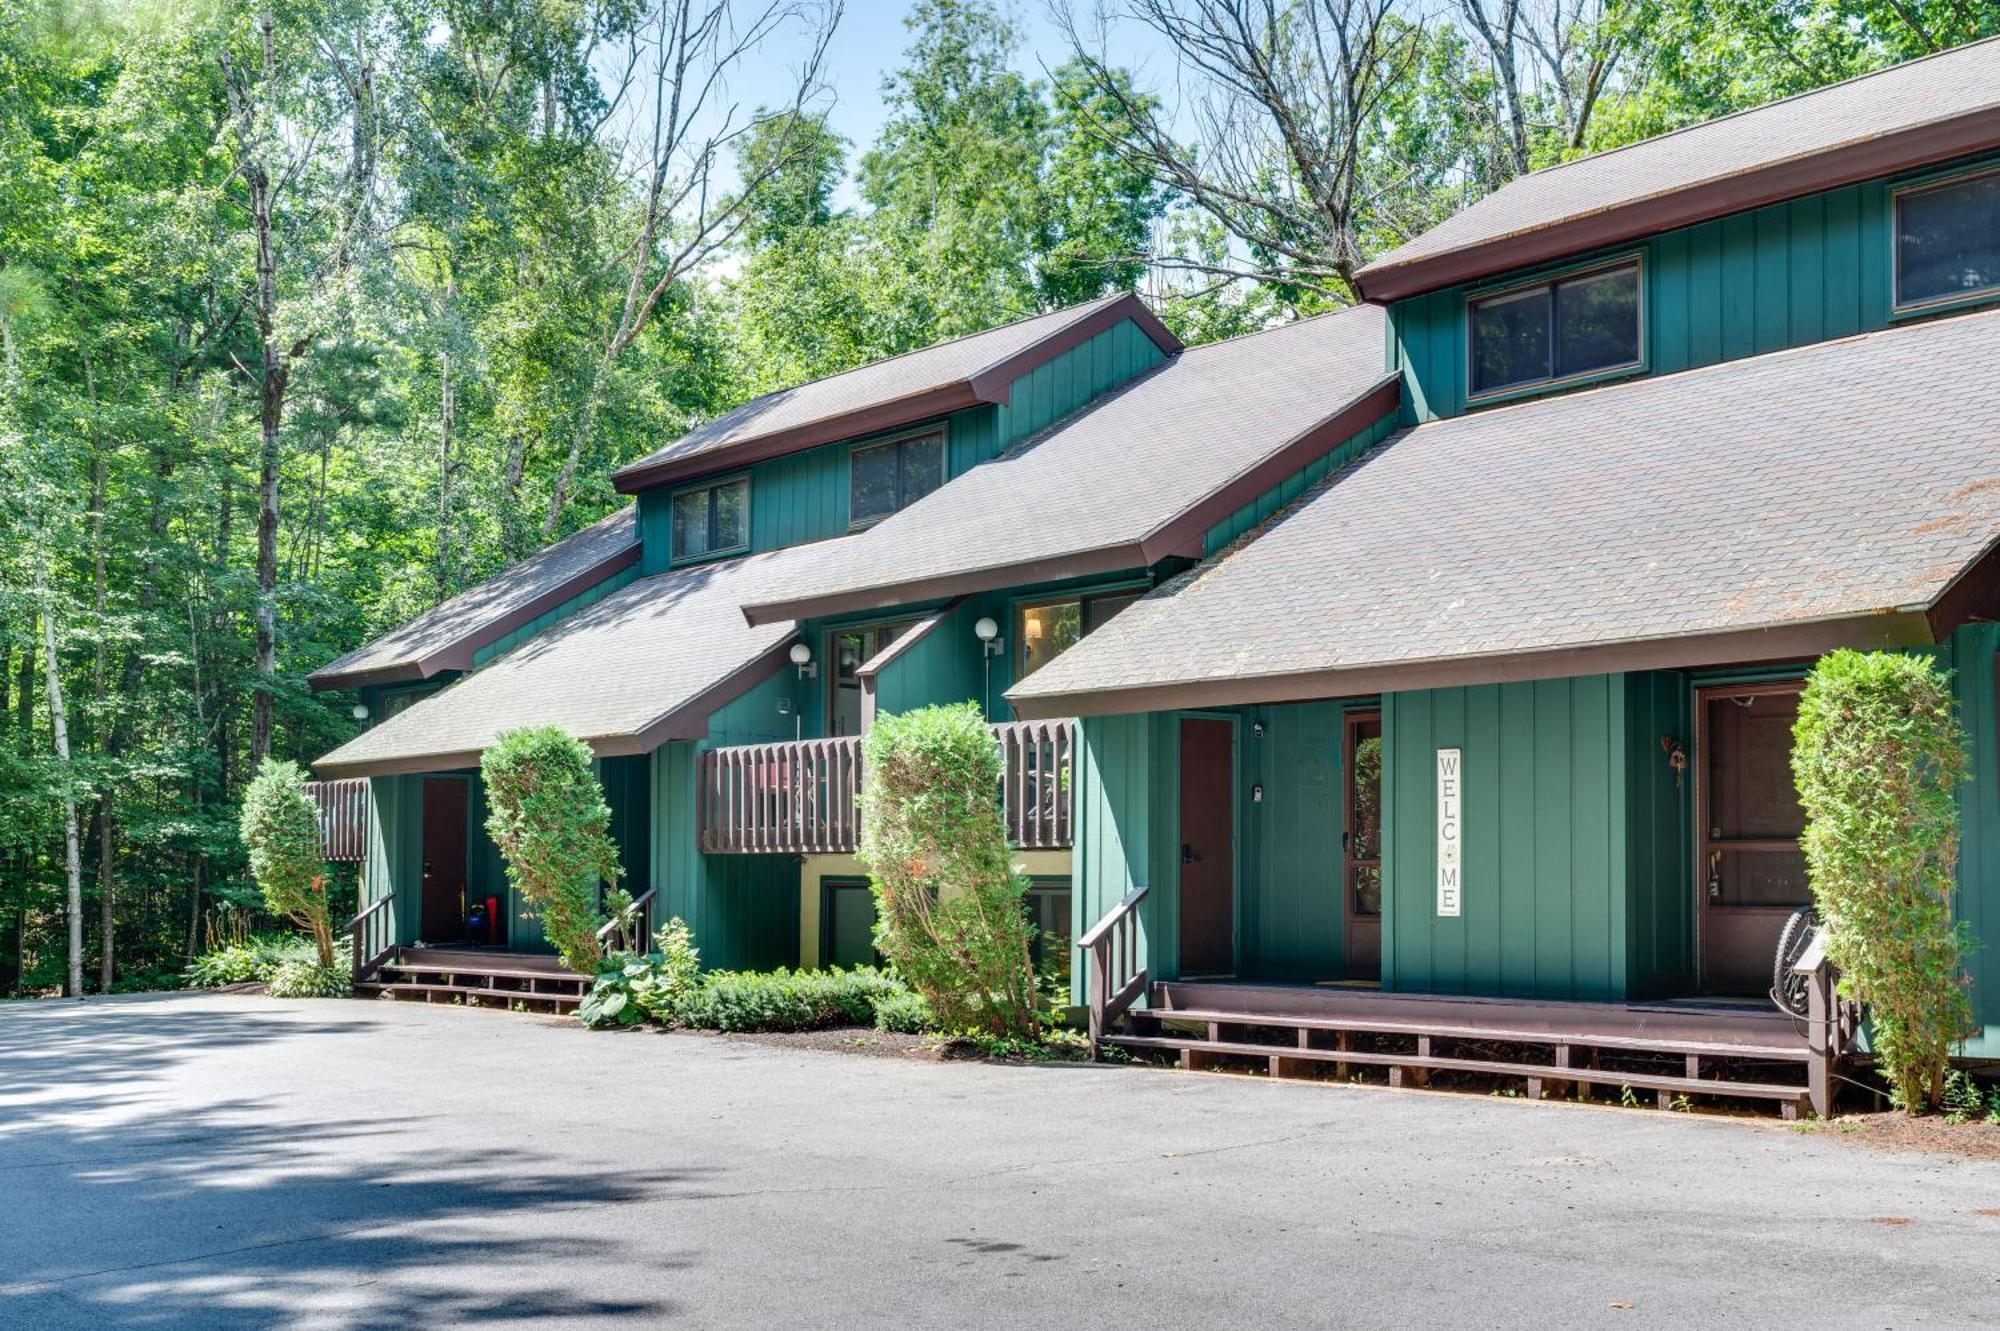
[1252,721,1266,739]
[974,616,1003,658]
[790,640,817,680]
[1251,784,1265,803]
[350,702,370,724]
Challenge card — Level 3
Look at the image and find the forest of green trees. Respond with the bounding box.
[1,0,1988,995]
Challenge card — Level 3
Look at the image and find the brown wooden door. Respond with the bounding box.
[1343,710,1384,981]
[1696,683,1810,996]
[1178,717,1235,976]
[421,778,469,943]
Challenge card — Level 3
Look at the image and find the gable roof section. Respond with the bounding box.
[1354,37,2000,302]
[1007,307,2000,718]
[307,506,640,692]
[738,306,1398,625]
[312,541,848,778]
[611,293,1181,495]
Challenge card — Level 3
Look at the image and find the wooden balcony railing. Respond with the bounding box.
[305,778,369,862]
[697,720,1077,856]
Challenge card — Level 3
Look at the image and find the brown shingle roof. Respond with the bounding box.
[739,307,1397,624]
[611,293,1180,494]
[307,507,640,692]
[1355,37,2000,302]
[311,541,849,777]
[1007,308,2000,717]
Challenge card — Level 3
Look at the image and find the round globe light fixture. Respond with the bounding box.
[973,616,999,642]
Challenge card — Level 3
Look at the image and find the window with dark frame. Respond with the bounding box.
[849,429,945,527]
[670,476,749,562]
[1015,590,1141,682]
[1469,260,1641,398]
[1895,167,2000,312]
[827,621,914,737]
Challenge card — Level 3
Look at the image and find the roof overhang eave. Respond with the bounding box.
[1007,609,1940,720]
[1354,104,2000,303]
[740,544,1154,626]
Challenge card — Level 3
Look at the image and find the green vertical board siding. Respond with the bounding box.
[1949,624,2000,1057]
[1622,671,1693,997]
[871,596,989,719]
[635,317,1168,573]
[1070,712,1177,1004]
[1240,702,1345,980]
[1202,412,1399,557]
[1389,151,1993,422]
[1382,677,1627,1000]
[471,564,641,668]
[364,775,423,947]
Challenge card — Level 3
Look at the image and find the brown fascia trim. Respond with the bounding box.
[611,294,1183,496]
[1925,536,2000,640]
[312,748,487,780]
[306,542,641,693]
[742,544,1150,627]
[1006,611,1939,720]
[1135,377,1402,563]
[612,636,802,752]
[1354,106,2000,303]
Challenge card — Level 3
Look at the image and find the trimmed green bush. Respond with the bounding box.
[872,988,933,1034]
[480,726,620,975]
[675,966,909,1032]
[580,917,704,1030]
[1793,650,1973,1113]
[239,760,336,968]
[858,703,1038,1038]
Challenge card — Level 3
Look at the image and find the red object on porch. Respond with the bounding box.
[485,895,501,946]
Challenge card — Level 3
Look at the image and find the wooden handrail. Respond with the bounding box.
[1795,933,1853,1118]
[1078,885,1149,1059]
[597,886,658,952]
[346,891,396,985]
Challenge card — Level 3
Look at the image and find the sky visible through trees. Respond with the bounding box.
[1,0,1991,995]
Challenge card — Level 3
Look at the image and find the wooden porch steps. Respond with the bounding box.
[1103,981,1816,1118]
[356,949,588,1015]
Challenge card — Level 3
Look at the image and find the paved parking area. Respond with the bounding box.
[3,991,1998,1329]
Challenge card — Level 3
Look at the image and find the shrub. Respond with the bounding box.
[480,726,620,974]
[675,966,908,1032]
[239,760,336,968]
[1793,650,1974,1113]
[858,703,1038,1038]
[872,988,932,1034]
[185,933,351,989]
[265,958,354,999]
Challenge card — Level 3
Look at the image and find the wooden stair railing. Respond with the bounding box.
[346,891,397,985]
[597,886,658,954]
[1796,933,1854,1119]
[1078,884,1149,1059]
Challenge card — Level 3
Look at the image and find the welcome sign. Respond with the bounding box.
[1437,748,1462,917]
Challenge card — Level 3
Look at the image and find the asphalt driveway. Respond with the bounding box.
[3,992,1997,1329]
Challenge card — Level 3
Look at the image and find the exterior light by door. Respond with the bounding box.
[789,640,817,680]
[350,702,370,724]
[974,616,1002,656]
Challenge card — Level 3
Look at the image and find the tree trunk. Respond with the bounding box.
[40,600,84,999]
[435,303,456,598]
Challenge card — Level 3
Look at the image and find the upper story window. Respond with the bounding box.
[850,428,945,528]
[1894,166,2000,313]
[1468,259,1641,401]
[670,476,748,562]
[1016,590,1141,682]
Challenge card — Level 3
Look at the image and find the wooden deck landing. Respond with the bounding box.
[356,948,588,1013]
[1110,980,1822,1117]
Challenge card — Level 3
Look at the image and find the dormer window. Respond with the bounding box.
[1894,166,2000,313]
[850,428,945,528]
[1468,259,1641,401]
[670,476,748,562]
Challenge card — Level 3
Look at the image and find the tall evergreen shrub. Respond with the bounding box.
[481,726,620,974]
[239,760,337,968]
[858,703,1038,1037]
[1792,650,1973,1112]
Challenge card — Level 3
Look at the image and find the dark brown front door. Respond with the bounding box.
[421,778,469,943]
[1178,717,1234,976]
[1343,710,1384,981]
[1696,683,1810,996]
